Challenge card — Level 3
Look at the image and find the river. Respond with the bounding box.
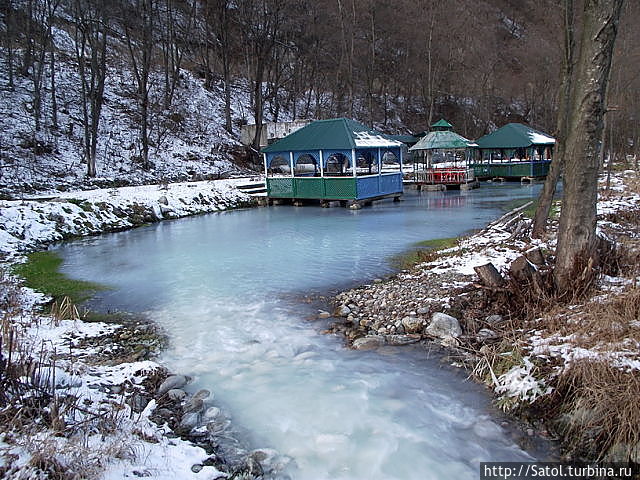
[56,184,543,479]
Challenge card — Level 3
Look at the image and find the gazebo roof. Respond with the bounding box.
[261,118,402,153]
[431,119,453,130]
[476,123,555,149]
[409,130,477,151]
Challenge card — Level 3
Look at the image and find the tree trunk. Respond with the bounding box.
[554,0,624,293]
[532,0,575,238]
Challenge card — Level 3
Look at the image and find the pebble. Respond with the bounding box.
[191,464,203,473]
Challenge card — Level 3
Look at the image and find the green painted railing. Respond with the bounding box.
[266,174,402,200]
[471,161,551,179]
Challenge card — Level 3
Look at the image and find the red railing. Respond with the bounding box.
[414,168,474,185]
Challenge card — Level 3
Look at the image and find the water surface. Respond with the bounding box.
[57,184,542,479]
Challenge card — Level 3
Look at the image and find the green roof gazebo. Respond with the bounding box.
[408,119,477,187]
[262,118,405,208]
[471,123,555,179]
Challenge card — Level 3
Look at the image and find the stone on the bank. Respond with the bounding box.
[191,464,203,473]
[386,334,421,346]
[177,412,200,433]
[183,397,205,414]
[336,305,351,317]
[486,314,504,325]
[249,448,291,474]
[317,310,331,319]
[417,307,429,315]
[158,195,169,205]
[425,312,462,338]
[477,328,498,341]
[440,335,460,348]
[401,315,423,334]
[193,389,211,401]
[204,407,221,419]
[352,335,385,350]
[167,389,187,401]
[157,374,189,396]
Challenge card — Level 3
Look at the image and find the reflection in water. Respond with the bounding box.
[56,184,543,479]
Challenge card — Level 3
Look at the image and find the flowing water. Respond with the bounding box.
[56,184,544,479]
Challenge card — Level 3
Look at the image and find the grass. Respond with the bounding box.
[12,251,105,304]
[390,236,458,270]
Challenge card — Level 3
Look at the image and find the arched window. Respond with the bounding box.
[325,153,349,176]
[268,155,290,175]
[294,154,318,176]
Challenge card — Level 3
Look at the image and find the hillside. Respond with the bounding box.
[1,0,638,197]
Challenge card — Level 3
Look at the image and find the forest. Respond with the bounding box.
[1,0,638,180]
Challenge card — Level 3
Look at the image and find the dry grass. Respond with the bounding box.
[552,360,640,461]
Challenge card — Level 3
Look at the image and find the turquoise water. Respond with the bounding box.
[56,184,542,479]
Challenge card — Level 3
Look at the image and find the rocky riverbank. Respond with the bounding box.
[0,179,293,479]
[327,171,640,465]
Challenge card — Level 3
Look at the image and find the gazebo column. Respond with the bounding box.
[399,148,403,174]
[319,149,324,177]
[377,147,382,193]
[351,148,357,177]
[289,152,294,178]
[263,153,268,178]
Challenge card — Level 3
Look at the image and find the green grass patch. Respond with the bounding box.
[12,251,106,304]
[390,236,458,270]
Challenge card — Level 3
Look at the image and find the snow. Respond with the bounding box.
[528,131,555,144]
[494,357,552,403]
[352,130,403,148]
[0,178,254,257]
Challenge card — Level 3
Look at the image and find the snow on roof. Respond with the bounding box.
[353,130,403,148]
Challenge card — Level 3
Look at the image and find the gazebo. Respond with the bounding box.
[471,123,555,179]
[408,119,477,188]
[262,118,404,208]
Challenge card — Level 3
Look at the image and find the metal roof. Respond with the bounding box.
[431,119,453,130]
[476,123,555,149]
[384,134,420,145]
[261,118,402,153]
[409,130,477,151]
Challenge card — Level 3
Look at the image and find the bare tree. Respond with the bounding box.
[73,0,109,177]
[532,0,577,238]
[124,0,156,170]
[554,0,624,292]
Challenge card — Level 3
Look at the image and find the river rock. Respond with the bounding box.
[440,335,460,348]
[386,334,421,346]
[177,412,200,433]
[167,389,187,401]
[193,389,212,401]
[158,195,169,205]
[336,305,351,317]
[191,464,203,473]
[157,375,189,396]
[352,335,385,350]
[248,448,291,475]
[425,312,462,338]
[204,407,221,419]
[416,307,429,315]
[401,316,423,334]
[317,310,331,319]
[183,397,205,414]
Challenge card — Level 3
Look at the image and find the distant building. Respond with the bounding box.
[471,123,555,179]
[240,120,311,148]
[408,119,477,188]
[261,118,404,208]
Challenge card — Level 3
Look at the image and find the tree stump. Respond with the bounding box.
[474,263,505,288]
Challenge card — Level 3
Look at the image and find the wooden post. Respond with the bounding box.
[263,153,268,178]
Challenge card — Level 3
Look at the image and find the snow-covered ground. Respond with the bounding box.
[0,178,262,478]
[0,178,256,258]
